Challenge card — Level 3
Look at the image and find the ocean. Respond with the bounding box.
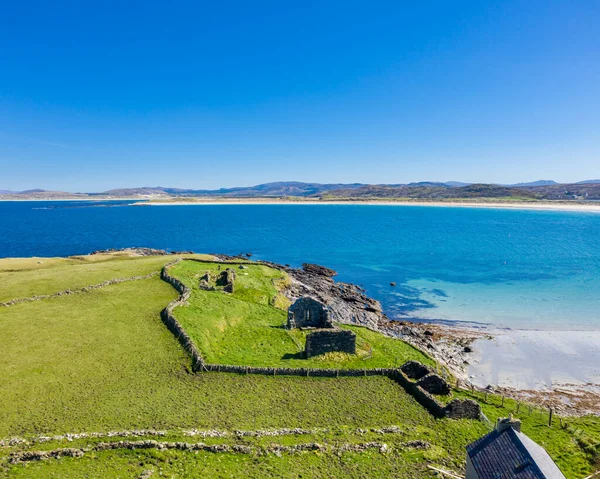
[2,200,599,332]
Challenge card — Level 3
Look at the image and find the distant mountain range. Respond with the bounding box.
[2,179,600,201]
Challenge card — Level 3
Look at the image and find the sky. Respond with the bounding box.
[0,0,599,191]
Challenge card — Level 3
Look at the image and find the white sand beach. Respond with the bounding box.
[134,199,600,213]
[468,329,600,391]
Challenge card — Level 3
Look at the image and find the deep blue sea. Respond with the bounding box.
[2,200,600,331]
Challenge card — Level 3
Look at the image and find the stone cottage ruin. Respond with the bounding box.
[287,296,356,358]
[287,297,332,329]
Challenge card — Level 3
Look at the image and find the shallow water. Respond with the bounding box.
[2,201,600,331]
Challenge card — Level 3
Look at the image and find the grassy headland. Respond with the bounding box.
[0,252,598,478]
[168,259,434,369]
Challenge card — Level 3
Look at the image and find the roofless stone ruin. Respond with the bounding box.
[287,296,333,329]
[287,296,356,358]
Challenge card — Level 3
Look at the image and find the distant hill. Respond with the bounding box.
[0,189,88,199]
[3,180,600,201]
[509,180,557,187]
[101,182,367,198]
[577,179,600,185]
[443,181,471,188]
[323,183,540,200]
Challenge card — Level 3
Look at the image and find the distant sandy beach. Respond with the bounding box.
[135,198,600,213]
[3,197,600,212]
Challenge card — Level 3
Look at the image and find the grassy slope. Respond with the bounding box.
[0,254,484,478]
[0,254,597,478]
[170,260,434,369]
[0,254,200,302]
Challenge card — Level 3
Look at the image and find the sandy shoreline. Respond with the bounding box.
[426,322,600,414]
[2,197,600,212]
[135,199,600,213]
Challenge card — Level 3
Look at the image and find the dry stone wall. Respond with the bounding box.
[305,330,356,358]
[160,261,205,372]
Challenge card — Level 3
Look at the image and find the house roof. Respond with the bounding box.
[466,427,566,479]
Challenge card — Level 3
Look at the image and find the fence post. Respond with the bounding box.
[548,408,553,427]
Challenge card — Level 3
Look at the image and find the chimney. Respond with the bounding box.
[496,414,521,433]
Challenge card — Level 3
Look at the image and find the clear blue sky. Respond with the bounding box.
[1,0,598,191]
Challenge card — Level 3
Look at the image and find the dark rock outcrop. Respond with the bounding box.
[301,263,337,277]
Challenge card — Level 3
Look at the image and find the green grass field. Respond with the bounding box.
[169,259,434,369]
[0,253,597,478]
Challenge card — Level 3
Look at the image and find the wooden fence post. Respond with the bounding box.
[548,408,553,427]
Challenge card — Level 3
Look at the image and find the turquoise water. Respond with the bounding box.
[2,201,599,330]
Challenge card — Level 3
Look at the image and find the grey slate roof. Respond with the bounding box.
[466,427,566,479]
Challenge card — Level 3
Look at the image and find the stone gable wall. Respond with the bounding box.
[288,297,331,328]
[305,330,356,358]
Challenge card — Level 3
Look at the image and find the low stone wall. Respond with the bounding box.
[388,369,447,418]
[305,330,356,358]
[444,398,481,420]
[160,261,205,372]
[400,360,431,380]
[202,363,393,377]
[0,271,160,308]
[8,441,390,464]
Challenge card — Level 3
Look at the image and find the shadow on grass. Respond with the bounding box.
[281,352,305,360]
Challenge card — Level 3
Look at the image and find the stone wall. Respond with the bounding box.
[305,330,356,358]
[400,360,432,380]
[388,369,447,418]
[160,261,205,372]
[416,373,451,395]
[444,398,481,420]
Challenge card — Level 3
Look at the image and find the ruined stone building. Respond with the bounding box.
[287,297,332,329]
[305,330,356,358]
